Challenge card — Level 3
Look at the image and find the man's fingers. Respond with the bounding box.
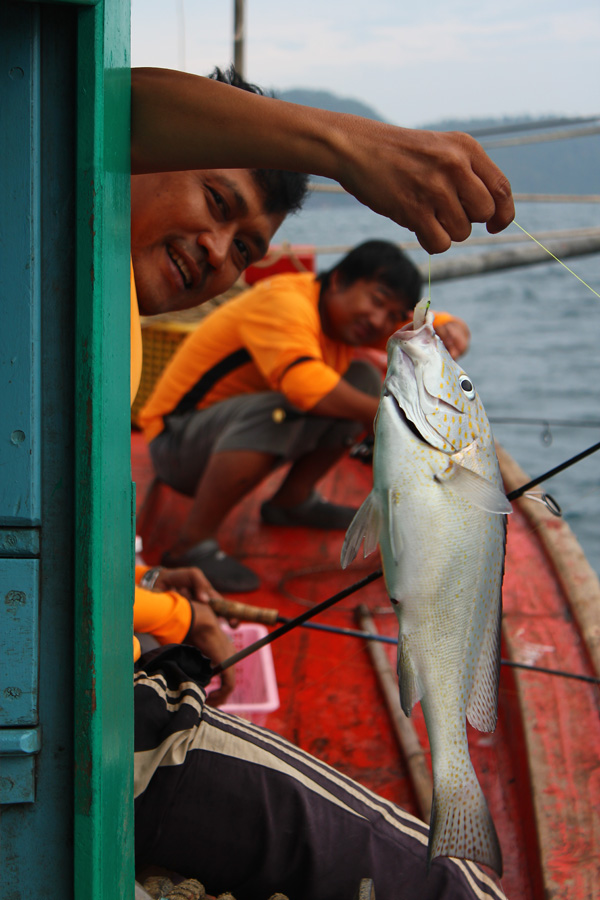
[469,148,515,233]
[485,173,515,234]
[414,215,453,255]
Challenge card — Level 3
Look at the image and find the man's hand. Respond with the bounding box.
[434,318,471,359]
[336,124,514,254]
[188,600,236,707]
[151,566,236,706]
[152,565,224,605]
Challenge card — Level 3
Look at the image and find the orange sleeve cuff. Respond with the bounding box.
[133,585,193,645]
[431,311,456,328]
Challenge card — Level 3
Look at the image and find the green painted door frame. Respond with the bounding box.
[74,2,133,896]
[1,2,133,896]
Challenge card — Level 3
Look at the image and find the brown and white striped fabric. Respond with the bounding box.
[134,646,508,900]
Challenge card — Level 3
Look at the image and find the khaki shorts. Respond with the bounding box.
[149,360,380,497]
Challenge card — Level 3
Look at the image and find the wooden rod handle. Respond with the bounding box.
[209,597,279,625]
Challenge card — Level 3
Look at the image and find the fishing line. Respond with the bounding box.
[489,416,600,429]
[275,619,600,685]
[428,255,432,304]
[512,220,600,298]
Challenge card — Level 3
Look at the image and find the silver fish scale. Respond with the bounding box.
[342,308,508,875]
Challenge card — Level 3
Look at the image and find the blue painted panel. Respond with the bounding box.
[0,3,41,526]
[0,559,39,726]
[0,728,41,804]
[0,528,40,558]
[0,756,36,804]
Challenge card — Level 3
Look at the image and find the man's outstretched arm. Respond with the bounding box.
[130,67,514,255]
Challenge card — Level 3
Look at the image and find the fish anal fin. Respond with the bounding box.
[428,770,503,876]
[397,635,422,717]
[340,491,382,569]
[467,593,502,733]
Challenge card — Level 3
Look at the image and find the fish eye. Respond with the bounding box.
[459,374,476,400]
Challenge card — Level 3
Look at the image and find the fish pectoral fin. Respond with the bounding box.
[340,491,382,569]
[441,462,512,515]
[397,636,423,716]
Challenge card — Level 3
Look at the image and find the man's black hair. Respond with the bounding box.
[319,240,422,311]
[209,67,309,216]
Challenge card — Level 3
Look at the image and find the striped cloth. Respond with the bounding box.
[134,646,507,900]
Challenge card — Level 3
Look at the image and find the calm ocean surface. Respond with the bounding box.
[277,197,600,576]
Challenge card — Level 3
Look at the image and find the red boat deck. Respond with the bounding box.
[132,430,600,900]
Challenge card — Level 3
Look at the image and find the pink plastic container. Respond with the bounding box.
[208,623,280,725]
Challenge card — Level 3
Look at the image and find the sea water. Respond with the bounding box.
[277,198,600,576]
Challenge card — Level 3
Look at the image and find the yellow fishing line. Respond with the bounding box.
[513,220,600,299]
[428,255,432,304]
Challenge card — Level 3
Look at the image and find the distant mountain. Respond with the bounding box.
[274,89,599,195]
[275,88,387,123]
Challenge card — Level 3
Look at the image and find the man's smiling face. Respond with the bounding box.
[131,168,285,315]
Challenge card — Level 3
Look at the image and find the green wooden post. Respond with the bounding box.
[74,1,134,897]
[1,1,133,896]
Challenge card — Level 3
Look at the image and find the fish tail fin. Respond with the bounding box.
[340,491,382,569]
[428,768,503,876]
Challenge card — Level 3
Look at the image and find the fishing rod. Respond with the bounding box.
[210,569,382,676]
[505,439,600,502]
[212,442,600,676]
[212,598,600,686]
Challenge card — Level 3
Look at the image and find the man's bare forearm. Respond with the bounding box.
[309,379,379,431]
[130,67,514,254]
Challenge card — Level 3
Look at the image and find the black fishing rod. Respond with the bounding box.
[213,573,600,686]
[212,441,600,678]
[505,439,600,502]
[211,569,383,676]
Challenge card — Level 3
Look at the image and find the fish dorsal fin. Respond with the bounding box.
[467,575,504,732]
[438,453,512,515]
[340,491,382,568]
[397,634,423,716]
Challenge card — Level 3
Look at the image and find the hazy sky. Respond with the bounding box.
[131,0,600,127]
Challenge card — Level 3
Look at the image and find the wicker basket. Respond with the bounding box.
[131,284,243,426]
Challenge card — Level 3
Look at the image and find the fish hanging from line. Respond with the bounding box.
[341,298,511,875]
